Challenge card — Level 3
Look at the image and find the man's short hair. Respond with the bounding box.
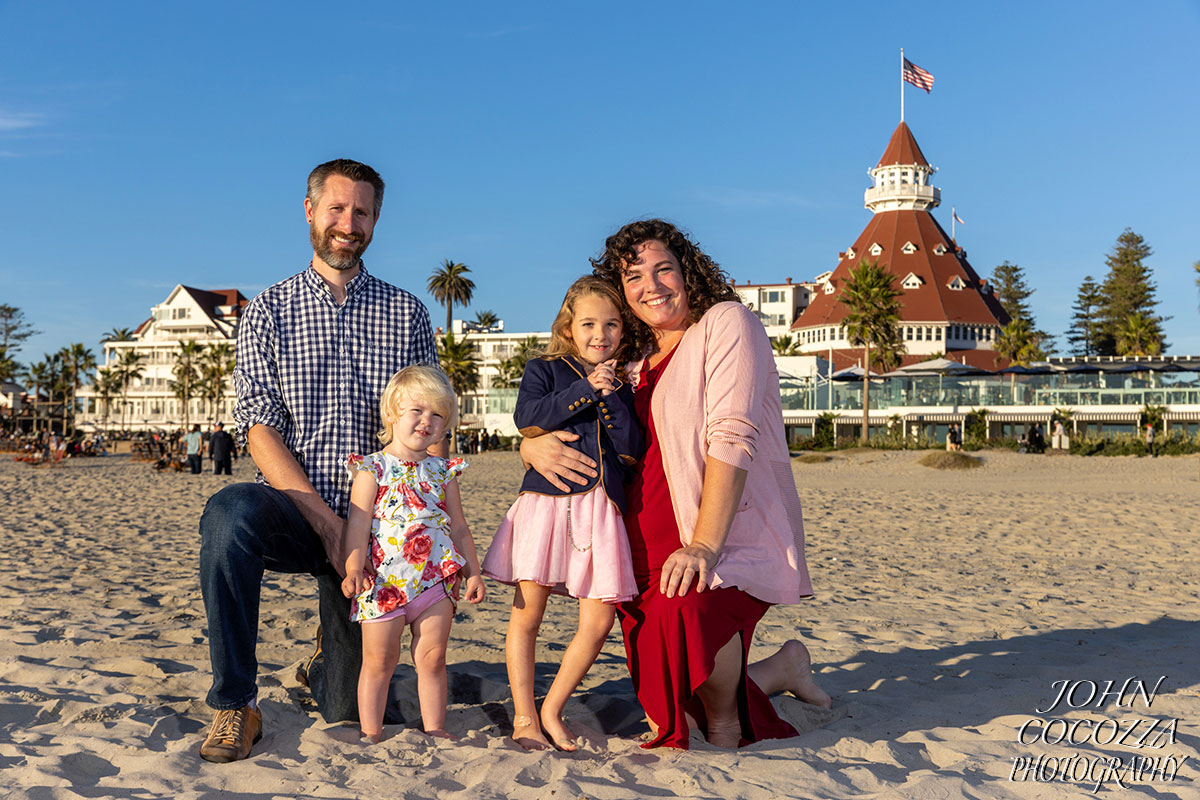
[306,159,385,218]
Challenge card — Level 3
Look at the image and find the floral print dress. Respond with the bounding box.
[345,451,468,622]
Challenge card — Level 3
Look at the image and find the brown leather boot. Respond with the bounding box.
[199,705,263,763]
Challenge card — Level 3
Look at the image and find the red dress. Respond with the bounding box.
[618,348,798,749]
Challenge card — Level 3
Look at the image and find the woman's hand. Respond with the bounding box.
[520,431,597,491]
[659,543,720,599]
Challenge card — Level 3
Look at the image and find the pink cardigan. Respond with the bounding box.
[637,302,812,605]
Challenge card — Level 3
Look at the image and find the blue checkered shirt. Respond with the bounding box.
[233,263,438,517]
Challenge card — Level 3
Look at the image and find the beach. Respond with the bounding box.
[1,450,1197,799]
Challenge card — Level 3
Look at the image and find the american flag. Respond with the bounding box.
[903,58,934,93]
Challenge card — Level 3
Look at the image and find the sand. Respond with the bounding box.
[1,449,1197,799]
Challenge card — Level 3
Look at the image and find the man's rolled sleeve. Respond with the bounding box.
[232,302,289,449]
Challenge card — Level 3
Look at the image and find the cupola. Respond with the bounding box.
[864,121,941,213]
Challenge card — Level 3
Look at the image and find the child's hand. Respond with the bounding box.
[463,575,485,604]
[587,360,617,396]
[341,567,374,599]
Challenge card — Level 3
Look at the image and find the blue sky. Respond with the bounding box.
[3,1,1199,365]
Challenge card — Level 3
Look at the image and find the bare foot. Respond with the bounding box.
[512,714,552,750]
[771,640,833,708]
[539,710,579,752]
[425,728,457,741]
[360,729,384,744]
[705,714,742,749]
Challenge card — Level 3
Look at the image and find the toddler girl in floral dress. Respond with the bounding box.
[341,365,485,742]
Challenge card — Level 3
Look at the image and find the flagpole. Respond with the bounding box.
[951,205,956,240]
[900,47,905,122]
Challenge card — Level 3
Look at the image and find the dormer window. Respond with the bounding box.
[902,241,918,254]
[947,276,966,291]
[901,272,923,289]
[845,248,856,259]
[869,243,883,256]
[823,281,836,295]
[933,243,948,256]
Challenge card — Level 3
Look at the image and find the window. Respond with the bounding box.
[916,327,924,341]
[765,290,782,303]
[935,327,943,341]
[905,327,913,341]
[844,248,855,260]
[823,282,835,295]
[933,243,948,256]
[901,272,923,289]
[925,327,932,340]
[947,276,965,291]
[869,243,883,256]
[902,241,918,254]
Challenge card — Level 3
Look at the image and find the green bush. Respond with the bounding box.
[1069,432,1200,457]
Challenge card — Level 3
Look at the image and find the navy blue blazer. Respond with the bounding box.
[514,356,642,513]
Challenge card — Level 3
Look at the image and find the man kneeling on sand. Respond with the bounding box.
[197,159,441,762]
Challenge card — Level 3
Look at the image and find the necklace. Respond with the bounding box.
[566,501,592,552]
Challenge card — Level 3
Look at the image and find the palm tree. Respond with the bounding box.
[92,367,122,430]
[839,260,903,442]
[436,333,480,451]
[115,349,146,431]
[24,360,49,433]
[471,309,500,331]
[102,327,135,343]
[42,352,67,434]
[0,346,18,428]
[200,342,236,420]
[495,335,544,387]
[1116,312,1162,357]
[59,343,96,436]
[171,340,205,429]
[771,335,798,356]
[427,259,475,335]
[995,318,1046,403]
[995,318,1042,367]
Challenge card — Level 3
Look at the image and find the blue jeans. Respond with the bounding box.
[199,483,363,723]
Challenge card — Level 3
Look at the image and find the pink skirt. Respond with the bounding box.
[482,489,637,603]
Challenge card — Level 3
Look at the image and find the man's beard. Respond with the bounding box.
[311,224,371,271]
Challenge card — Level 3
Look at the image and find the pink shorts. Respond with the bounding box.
[362,581,453,625]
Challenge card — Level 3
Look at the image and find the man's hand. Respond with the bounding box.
[520,430,597,492]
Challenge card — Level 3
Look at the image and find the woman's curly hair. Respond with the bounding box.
[590,218,739,358]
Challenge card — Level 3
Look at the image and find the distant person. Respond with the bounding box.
[197,159,440,763]
[341,366,485,742]
[1145,423,1156,457]
[482,276,642,750]
[209,422,236,475]
[489,430,500,450]
[184,424,203,474]
[946,423,962,452]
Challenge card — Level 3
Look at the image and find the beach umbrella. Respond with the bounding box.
[830,365,884,382]
[998,364,1054,375]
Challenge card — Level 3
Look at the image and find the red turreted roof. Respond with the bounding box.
[875,121,929,168]
[792,208,1010,329]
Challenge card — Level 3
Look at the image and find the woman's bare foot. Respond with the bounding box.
[750,640,832,708]
[424,728,457,741]
[539,710,579,752]
[512,714,552,750]
[704,714,742,749]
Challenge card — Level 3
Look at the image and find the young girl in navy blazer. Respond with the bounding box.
[482,275,641,751]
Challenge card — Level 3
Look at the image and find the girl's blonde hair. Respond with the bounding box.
[541,275,632,371]
[378,365,458,444]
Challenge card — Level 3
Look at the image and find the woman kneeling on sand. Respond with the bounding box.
[522,219,830,749]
